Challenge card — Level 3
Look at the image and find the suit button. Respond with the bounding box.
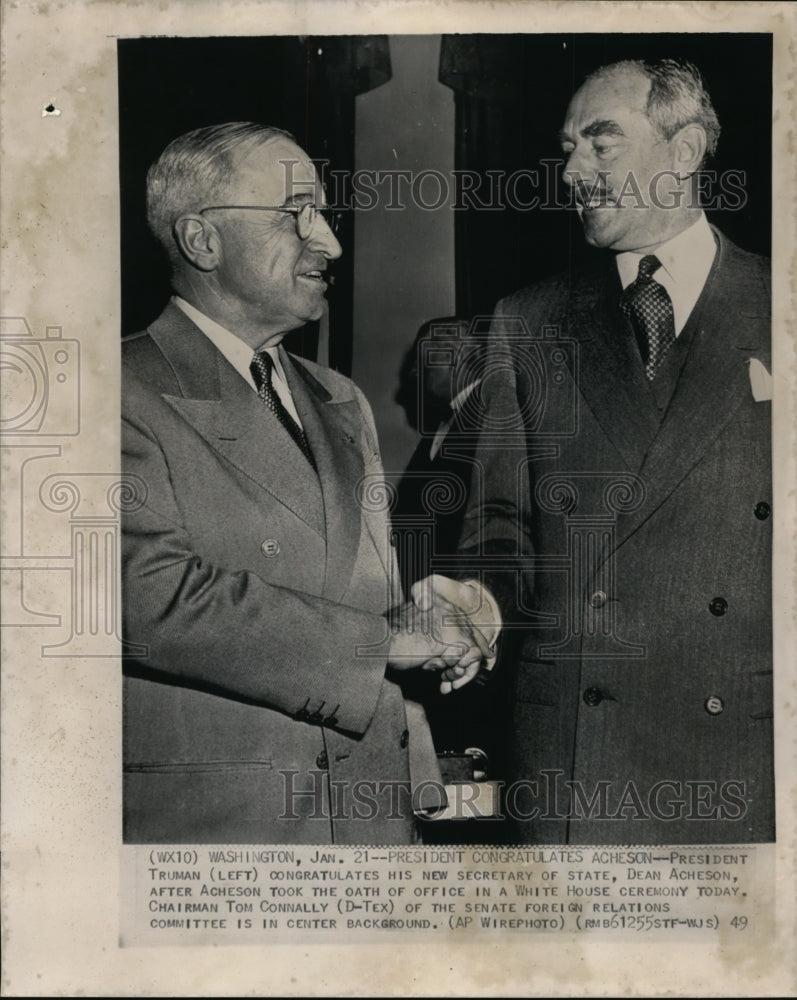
[399,729,409,749]
[705,695,725,715]
[309,711,324,724]
[582,687,603,707]
[589,591,607,609]
[709,597,728,616]
[316,751,328,769]
[754,502,771,520]
[261,538,280,558]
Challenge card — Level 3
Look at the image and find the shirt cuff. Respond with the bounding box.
[459,578,502,669]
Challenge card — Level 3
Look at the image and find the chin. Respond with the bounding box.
[582,225,617,250]
[583,220,649,253]
[579,212,616,248]
[295,300,325,325]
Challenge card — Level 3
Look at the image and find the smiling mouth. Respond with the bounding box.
[299,270,326,283]
[578,194,617,210]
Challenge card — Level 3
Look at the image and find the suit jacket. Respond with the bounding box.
[462,228,773,844]
[122,303,440,844]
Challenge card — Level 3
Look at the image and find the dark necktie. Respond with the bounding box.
[620,254,676,380]
[250,350,315,469]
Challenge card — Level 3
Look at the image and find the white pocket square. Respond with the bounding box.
[748,358,773,402]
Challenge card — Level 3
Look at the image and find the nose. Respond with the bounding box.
[562,146,594,189]
[308,214,343,260]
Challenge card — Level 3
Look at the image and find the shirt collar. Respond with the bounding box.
[616,213,715,288]
[172,296,288,389]
[615,213,717,336]
[429,380,481,460]
[450,379,481,414]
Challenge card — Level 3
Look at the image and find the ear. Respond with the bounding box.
[671,123,707,178]
[173,215,221,272]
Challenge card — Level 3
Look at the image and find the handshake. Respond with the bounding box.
[386,575,500,694]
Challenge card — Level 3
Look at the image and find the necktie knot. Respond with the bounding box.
[636,254,662,283]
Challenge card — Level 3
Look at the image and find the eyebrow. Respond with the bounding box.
[558,119,627,144]
[282,192,316,206]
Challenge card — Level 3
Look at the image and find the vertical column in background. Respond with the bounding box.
[352,35,455,482]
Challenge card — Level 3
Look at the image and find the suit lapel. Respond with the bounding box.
[282,352,370,603]
[617,230,770,546]
[567,269,660,471]
[149,306,325,537]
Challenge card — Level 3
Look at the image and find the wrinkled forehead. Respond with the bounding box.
[228,136,322,205]
[564,68,652,131]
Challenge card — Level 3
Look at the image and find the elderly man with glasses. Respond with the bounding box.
[121,123,494,845]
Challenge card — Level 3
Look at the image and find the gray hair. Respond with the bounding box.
[588,59,721,163]
[146,122,294,263]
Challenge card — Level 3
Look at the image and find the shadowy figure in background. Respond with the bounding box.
[394,317,509,842]
[394,318,480,594]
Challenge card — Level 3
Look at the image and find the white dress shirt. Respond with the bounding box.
[172,296,305,429]
[615,212,717,337]
[429,380,481,460]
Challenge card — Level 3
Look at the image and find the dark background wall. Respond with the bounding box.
[118,33,771,477]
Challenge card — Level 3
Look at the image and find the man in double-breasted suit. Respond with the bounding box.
[122,123,490,844]
[459,59,773,843]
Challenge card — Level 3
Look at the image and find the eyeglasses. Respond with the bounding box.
[198,203,342,239]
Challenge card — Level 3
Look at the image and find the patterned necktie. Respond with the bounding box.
[250,350,315,469]
[620,254,676,380]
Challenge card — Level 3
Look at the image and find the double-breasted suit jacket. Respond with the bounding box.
[461,228,773,844]
[122,304,440,844]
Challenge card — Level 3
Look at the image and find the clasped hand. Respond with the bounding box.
[387,575,495,694]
